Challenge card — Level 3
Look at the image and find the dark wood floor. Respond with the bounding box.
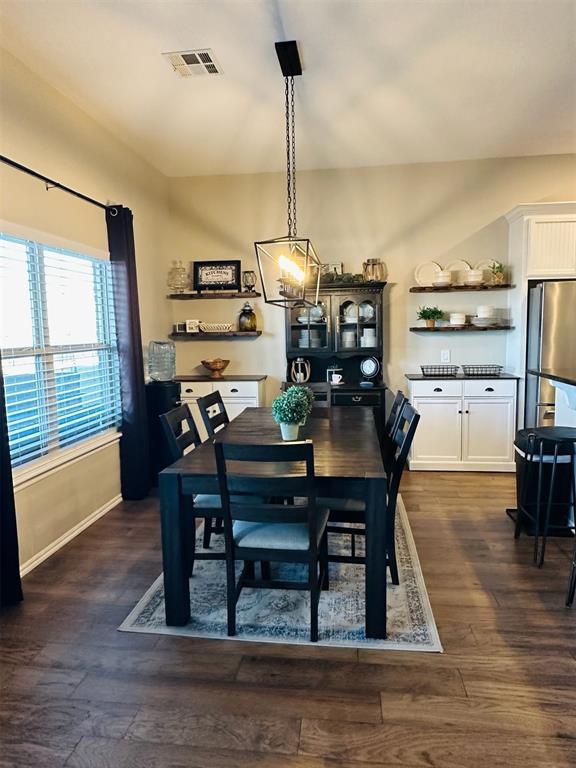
[1,471,575,767]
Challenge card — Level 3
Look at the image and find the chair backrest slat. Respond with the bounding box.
[159,404,201,462]
[387,402,420,510]
[197,391,230,439]
[385,390,408,437]
[215,440,319,549]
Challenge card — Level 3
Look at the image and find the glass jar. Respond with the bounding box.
[167,260,188,293]
[148,340,176,382]
[238,302,257,332]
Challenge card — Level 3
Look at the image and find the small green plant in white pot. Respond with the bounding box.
[272,391,307,441]
[285,385,315,425]
[417,306,444,328]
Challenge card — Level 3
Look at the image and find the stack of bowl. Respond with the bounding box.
[449,312,467,327]
[299,329,322,347]
[361,328,377,347]
[341,330,357,348]
[465,269,484,286]
[471,305,498,327]
[433,270,452,288]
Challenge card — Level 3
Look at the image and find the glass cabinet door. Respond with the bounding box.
[334,294,380,353]
[287,297,331,354]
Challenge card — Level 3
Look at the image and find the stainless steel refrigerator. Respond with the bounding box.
[525,279,576,427]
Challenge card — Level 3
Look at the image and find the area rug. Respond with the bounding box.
[119,496,442,652]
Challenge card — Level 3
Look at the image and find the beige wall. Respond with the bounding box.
[166,154,576,399]
[0,49,172,569]
[15,442,121,569]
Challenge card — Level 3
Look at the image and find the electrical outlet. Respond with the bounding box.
[440,349,451,363]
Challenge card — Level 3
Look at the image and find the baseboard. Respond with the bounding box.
[19,494,122,576]
[408,461,515,472]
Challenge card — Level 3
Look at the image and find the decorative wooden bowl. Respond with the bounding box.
[201,358,230,379]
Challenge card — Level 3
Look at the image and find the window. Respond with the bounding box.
[0,232,121,467]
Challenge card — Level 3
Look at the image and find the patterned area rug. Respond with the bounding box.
[119,496,442,652]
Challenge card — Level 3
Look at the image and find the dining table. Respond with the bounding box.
[159,406,389,639]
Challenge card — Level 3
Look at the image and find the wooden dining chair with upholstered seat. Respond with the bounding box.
[324,400,420,585]
[215,439,329,642]
[159,404,224,562]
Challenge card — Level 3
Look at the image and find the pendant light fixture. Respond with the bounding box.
[254,41,321,308]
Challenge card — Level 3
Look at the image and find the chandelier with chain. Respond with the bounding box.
[254,41,321,308]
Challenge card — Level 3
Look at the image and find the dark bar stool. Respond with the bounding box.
[514,426,576,569]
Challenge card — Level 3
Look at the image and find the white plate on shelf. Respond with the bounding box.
[414,261,442,287]
[446,259,472,285]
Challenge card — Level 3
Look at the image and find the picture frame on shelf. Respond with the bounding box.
[193,260,241,292]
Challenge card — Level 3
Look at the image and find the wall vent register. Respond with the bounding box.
[162,49,223,77]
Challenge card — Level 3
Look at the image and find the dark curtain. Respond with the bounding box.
[0,349,23,607]
[106,206,150,500]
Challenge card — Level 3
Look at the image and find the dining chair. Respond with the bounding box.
[325,400,420,585]
[215,439,329,642]
[197,391,230,439]
[159,404,224,559]
[380,390,408,468]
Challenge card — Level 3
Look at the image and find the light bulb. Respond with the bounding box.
[279,254,305,283]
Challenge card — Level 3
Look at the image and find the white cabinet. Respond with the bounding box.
[526,216,576,278]
[408,378,517,472]
[179,378,265,441]
[411,398,462,464]
[462,398,515,464]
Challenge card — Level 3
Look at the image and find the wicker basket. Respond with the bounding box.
[461,364,503,377]
[420,365,460,377]
[199,322,233,333]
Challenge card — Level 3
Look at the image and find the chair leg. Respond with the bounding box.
[309,561,319,642]
[539,447,559,568]
[187,520,196,577]
[226,554,237,636]
[567,548,576,608]
[533,443,544,565]
[202,517,213,549]
[261,561,271,581]
[244,561,256,580]
[387,544,400,586]
[320,532,329,591]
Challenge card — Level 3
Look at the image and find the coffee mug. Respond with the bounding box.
[331,373,343,384]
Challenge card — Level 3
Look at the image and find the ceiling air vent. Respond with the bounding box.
[162,49,223,77]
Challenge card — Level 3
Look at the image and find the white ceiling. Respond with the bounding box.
[0,0,575,177]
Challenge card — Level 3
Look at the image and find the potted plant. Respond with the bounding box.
[490,261,505,285]
[417,306,444,328]
[272,391,308,441]
[285,385,315,425]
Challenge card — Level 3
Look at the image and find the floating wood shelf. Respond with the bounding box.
[169,331,262,340]
[409,325,514,333]
[409,284,514,293]
[168,291,261,300]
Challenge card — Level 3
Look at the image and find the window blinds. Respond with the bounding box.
[0,232,121,467]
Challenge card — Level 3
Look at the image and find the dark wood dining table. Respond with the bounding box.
[159,406,388,638]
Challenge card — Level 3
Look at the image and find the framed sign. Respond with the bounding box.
[193,260,241,292]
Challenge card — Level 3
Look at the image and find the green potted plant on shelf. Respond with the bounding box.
[490,261,505,285]
[285,385,315,425]
[417,306,444,328]
[272,390,308,441]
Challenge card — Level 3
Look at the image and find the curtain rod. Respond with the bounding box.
[0,154,110,211]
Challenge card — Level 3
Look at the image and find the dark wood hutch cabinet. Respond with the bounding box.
[284,282,387,411]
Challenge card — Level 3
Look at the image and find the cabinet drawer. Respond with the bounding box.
[411,380,463,397]
[180,381,213,398]
[332,391,381,407]
[463,380,516,398]
[215,381,259,399]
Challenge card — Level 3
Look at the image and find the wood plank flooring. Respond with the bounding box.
[1,472,575,767]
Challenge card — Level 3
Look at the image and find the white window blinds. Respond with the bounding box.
[0,232,121,467]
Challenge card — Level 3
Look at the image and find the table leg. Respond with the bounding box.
[365,475,387,639]
[160,472,190,626]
